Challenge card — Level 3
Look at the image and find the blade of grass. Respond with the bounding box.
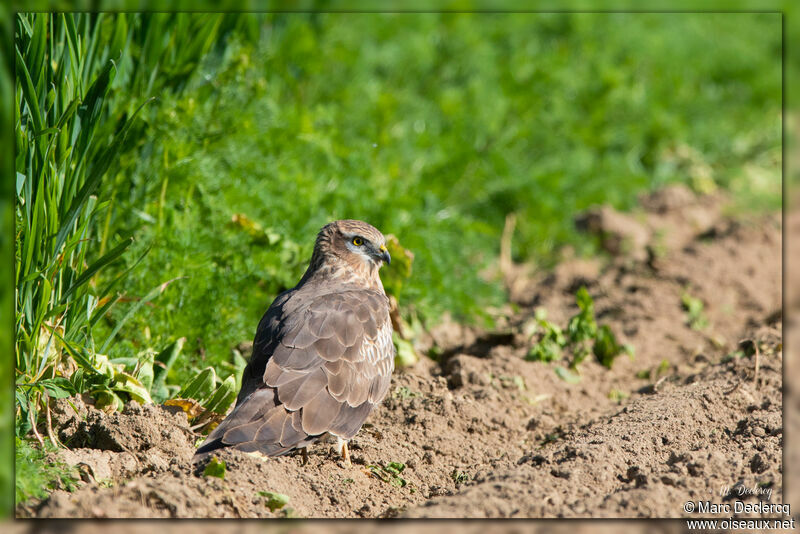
[15,45,44,136]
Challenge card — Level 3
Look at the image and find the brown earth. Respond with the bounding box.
[17,185,784,519]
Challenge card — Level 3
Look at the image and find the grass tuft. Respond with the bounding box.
[15,437,79,505]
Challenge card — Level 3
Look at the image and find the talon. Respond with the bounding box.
[337,437,351,467]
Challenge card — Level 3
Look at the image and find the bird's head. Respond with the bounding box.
[307,220,391,285]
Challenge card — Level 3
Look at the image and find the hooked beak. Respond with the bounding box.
[378,244,391,265]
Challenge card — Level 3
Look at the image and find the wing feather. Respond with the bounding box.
[325,361,350,398]
[253,409,285,442]
[308,310,336,338]
[301,389,343,435]
[277,366,328,410]
[195,287,395,461]
[313,335,348,361]
[279,412,306,446]
[328,401,373,438]
[282,319,318,349]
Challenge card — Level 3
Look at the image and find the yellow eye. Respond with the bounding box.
[352,237,363,246]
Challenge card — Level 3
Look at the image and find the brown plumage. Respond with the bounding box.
[195,220,395,463]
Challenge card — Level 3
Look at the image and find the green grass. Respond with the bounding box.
[15,437,79,505]
[13,12,156,438]
[90,13,780,387]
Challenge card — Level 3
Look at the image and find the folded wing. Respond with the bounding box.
[195,288,394,459]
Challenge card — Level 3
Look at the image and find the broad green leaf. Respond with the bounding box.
[526,337,562,362]
[39,377,76,399]
[567,286,596,343]
[136,351,155,392]
[258,491,290,512]
[91,353,120,377]
[179,367,216,403]
[203,456,226,479]
[204,374,236,414]
[112,372,153,405]
[93,388,124,412]
[386,462,406,474]
[593,325,625,368]
[109,356,139,370]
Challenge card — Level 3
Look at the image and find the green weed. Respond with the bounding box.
[608,389,630,404]
[368,462,408,488]
[14,12,151,435]
[13,13,251,445]
[526,287,633,378]
[258,491,290,512]
[202,455,226,479]
[681,292,709,330]
[166,364,240,433]
[451,470,471,484]
[636,359,671,380]
[392,386,420,400]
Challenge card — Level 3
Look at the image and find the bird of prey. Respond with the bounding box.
[195,219,395,466]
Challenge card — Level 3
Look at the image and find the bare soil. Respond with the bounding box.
[17,186,783,519]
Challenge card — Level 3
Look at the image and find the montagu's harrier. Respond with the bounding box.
[195,220,395,465]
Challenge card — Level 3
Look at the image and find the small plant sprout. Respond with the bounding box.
[392,386,420,399]
[367,462,408,488]
[451,470,471,484]
[526,287,633,378]
[258,491,290,512]
[202,456,226,479]
[681,291,709,330]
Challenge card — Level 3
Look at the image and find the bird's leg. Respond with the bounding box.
[342,443,351,467]
[301,447,308,466]
[337,436,351,467]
